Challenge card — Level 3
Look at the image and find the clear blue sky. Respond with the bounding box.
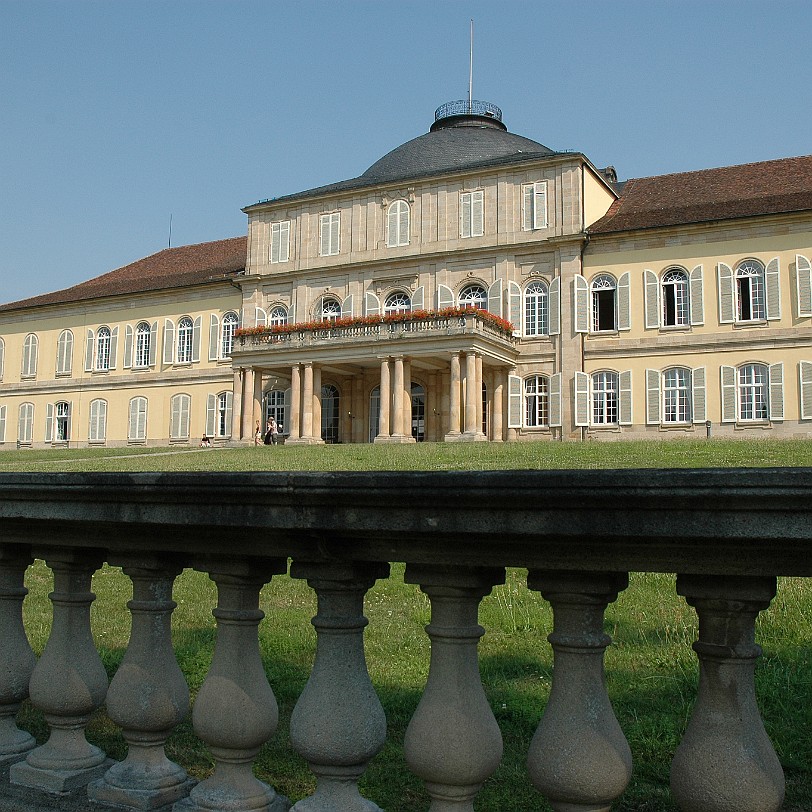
[2,0,811,305]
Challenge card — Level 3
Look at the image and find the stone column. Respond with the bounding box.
[392,357,405,439]
[403,565,505,812]
[492,372,504,442]
[241,368,255,440]
[231,369,243,440]
[175,558,288,812]
[670,575,784,812]
[289,561,389,812]
[475,354,484,437]
[463,353,478,435]
[353,377,364,444]
[11,550,110,793]
[445,353,461,439]
[253,369,264,434]
[89,556,193,809]
[0,546,36,765]
[289,364,302,442]
[302,363,314,441]
[427,372,439,441]
[526,571,632,812]
[375,358,391,442]
[313,365,322,443]
[403,358,412,438]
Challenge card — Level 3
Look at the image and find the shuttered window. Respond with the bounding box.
[56,330,73,375]
[170,394,191,440]
[221,312,238,358]
[269,306,288,327]
[592,371,619,425]
[270,220,290,263]
[18,403,34,444]
[384,292,411,314]
[134,322,151,368]
[458,284,486,309]
[320,212,340,256]
[95,327,111,371]
[524,375,549,427]
[88,399,107,443]
[736,260,766,321]
[460,190,484,238]
[738,364,768,421]
[663,368,691,423]
[591,275,617,332]
[176,317,193,363]
[21,334,38,378]
[128,397,148,441]
[662,269,689,326]
[524,281,549,336]
[522,181,548,230]
[386,200,410,247]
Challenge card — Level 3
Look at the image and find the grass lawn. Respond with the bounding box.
[6,439,812,810]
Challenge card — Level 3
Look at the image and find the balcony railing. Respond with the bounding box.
[0,468,809,811]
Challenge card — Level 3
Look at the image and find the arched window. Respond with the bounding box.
[56,329,74,375]
[18,403,34,444]
[169,393,191,440]
[54,401,71,442]
[458,284,486,309]
[266,389,287,435]
[736,259,766,321]
[524,375,549,427]
[95,326,111,371]
[738,363,769,421]
[663,367,691,423]
[661,269,689,326]
[386,200,410,247]
[591,371,618,425]
[128,397,148,442]
[21,334,38,377]
[221,312,238,358]
[321,384,340,443]
[385,291,411,314]
[320,297,341,322]
[176,317,193,363]
[135,322,151,368]
[88,399,107,442]
[269,306,288,327]
[524,280,549,336]
[591,275,617,332]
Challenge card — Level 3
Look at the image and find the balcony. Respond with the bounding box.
[0,468,809,811]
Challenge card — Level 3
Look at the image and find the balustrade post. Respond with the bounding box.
[10,549,110,793]
[670,574,784,812]
[174,558,289,812]
[403,565,504,812]
[0,546,36,765]
[526,570,631,812]
[89,555,194,809]
[288,561,389,812]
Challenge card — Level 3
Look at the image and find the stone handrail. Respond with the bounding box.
[0,468,810,812]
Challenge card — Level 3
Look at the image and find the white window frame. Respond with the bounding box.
[738,363,769,421]
[459,190,484,238]
[384,291,411,314]
[386,200,410,247]
[216,391,233,438]
[270,220,291,263]
[662,367,692,424]
[591,370,619,425]
[134,322,151,369]
[524,375,549,427]
[736,259,766,322]
[176,316,194,364]
[95,326,111,371]
[268,306,288,327]
[661,269,690,327]
[591,275,617,333]
[54,401,71,442]
[458,283,487,309]
[522,181,548,230]
[524,280,549,336]
[319,211,340,256]
[320,297,341,322]
[220,312,238,358]
[266,389,287,435]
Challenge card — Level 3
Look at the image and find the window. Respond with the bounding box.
[266,389,287,435]
[169,393,191,441]
[522,181,548,230]
[56,329,74,375]
[216,392,232,437]
[386,200,410,247]
[663,368,692,423]
[460,190,484,238]
[88,399,107,442]
[458,284,487,309]
[736,260,766,321]
[524,280,549,336]
[128,397,147,442]
[54,401,70,442]
[524,375,549,427]
[18,403,33,444]
[321,384,340,443]
[270,220,290,263]
[269,306,288,327]
[662,269,689,326]
[0,404,6,442]
[21,334,38,377]
[0,337,4,381]
[95,327,111,371]
[221,312,238,358]
[176,317,193,364]
[592,371,619,425]
[134,322,151,368]
[738,363,768,421]
[591,275,617,332]
[320,212,340,256]
[320,297,341,322]
[385,291,411,314]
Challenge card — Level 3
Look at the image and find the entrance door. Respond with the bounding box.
[411,383,425,441]
[321,384,340,443]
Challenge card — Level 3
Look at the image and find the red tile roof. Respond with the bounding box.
[589,155,812,235]
[0,237,246,313]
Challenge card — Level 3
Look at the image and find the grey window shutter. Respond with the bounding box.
[180,395,191,439]
[191,317,201,363]
[437,284,454,310]
[507,374,523,428]
[0,405,6,442]
[0,339,4,380]
[224,392,233,437]
[460,193,471,238]
[279,221,290,262]
[769,363,784,421]
[619,370,633,425]
[646,369,661,425]
[717,263,735,324]
[320,215,330,255]
[209,314,220,361]
[800,361,812,420]
[255,308,267,328]
[487,279,503,317]
[365,291,380,316]
[341,295,353,319]
[331,213,340,253]
[573,275,589,333]
[124,325,133,369]
[170,397,181,440]
[796,255,812,317]
[549,373,562,427]
[765,257,781,320]
[548,277,560,336]
[617,273,631,331]
[644,270,660,329]
[206,394,217,437]
[411,286,424,310]
[66,401,72,440]
[720,366,737,423]
[522,184,533,231]
[163,319,175,364]
[400,202,409,244]
[472,191,484,236]
[692,367,706,423]
[45,403,54,443]
[507,281,521,334]
[690,265,705,325]
[574,372,590,426]
[148,322,158,366]
[109,326,118,369]
[85,329,95,372]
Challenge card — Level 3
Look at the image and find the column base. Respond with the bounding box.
[373,435,416,444]
[0,727,36,766]
[89,766,196,810]
[445,432,487,442]
[285,437,325,446]
[173,780,290,812]
[10,757,114,794]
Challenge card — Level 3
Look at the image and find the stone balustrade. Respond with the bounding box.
[0,468,810,811]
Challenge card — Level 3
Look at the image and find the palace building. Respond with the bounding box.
[1,100,811,447]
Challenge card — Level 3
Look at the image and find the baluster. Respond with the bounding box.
[670,574,784,812]
[403,565,504,812]
[10,549,110,793]
[174,558,289,812]
[526,571,631,812]
[89,556,194,809]
[288,560,388,812]
[0,546,36,765]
